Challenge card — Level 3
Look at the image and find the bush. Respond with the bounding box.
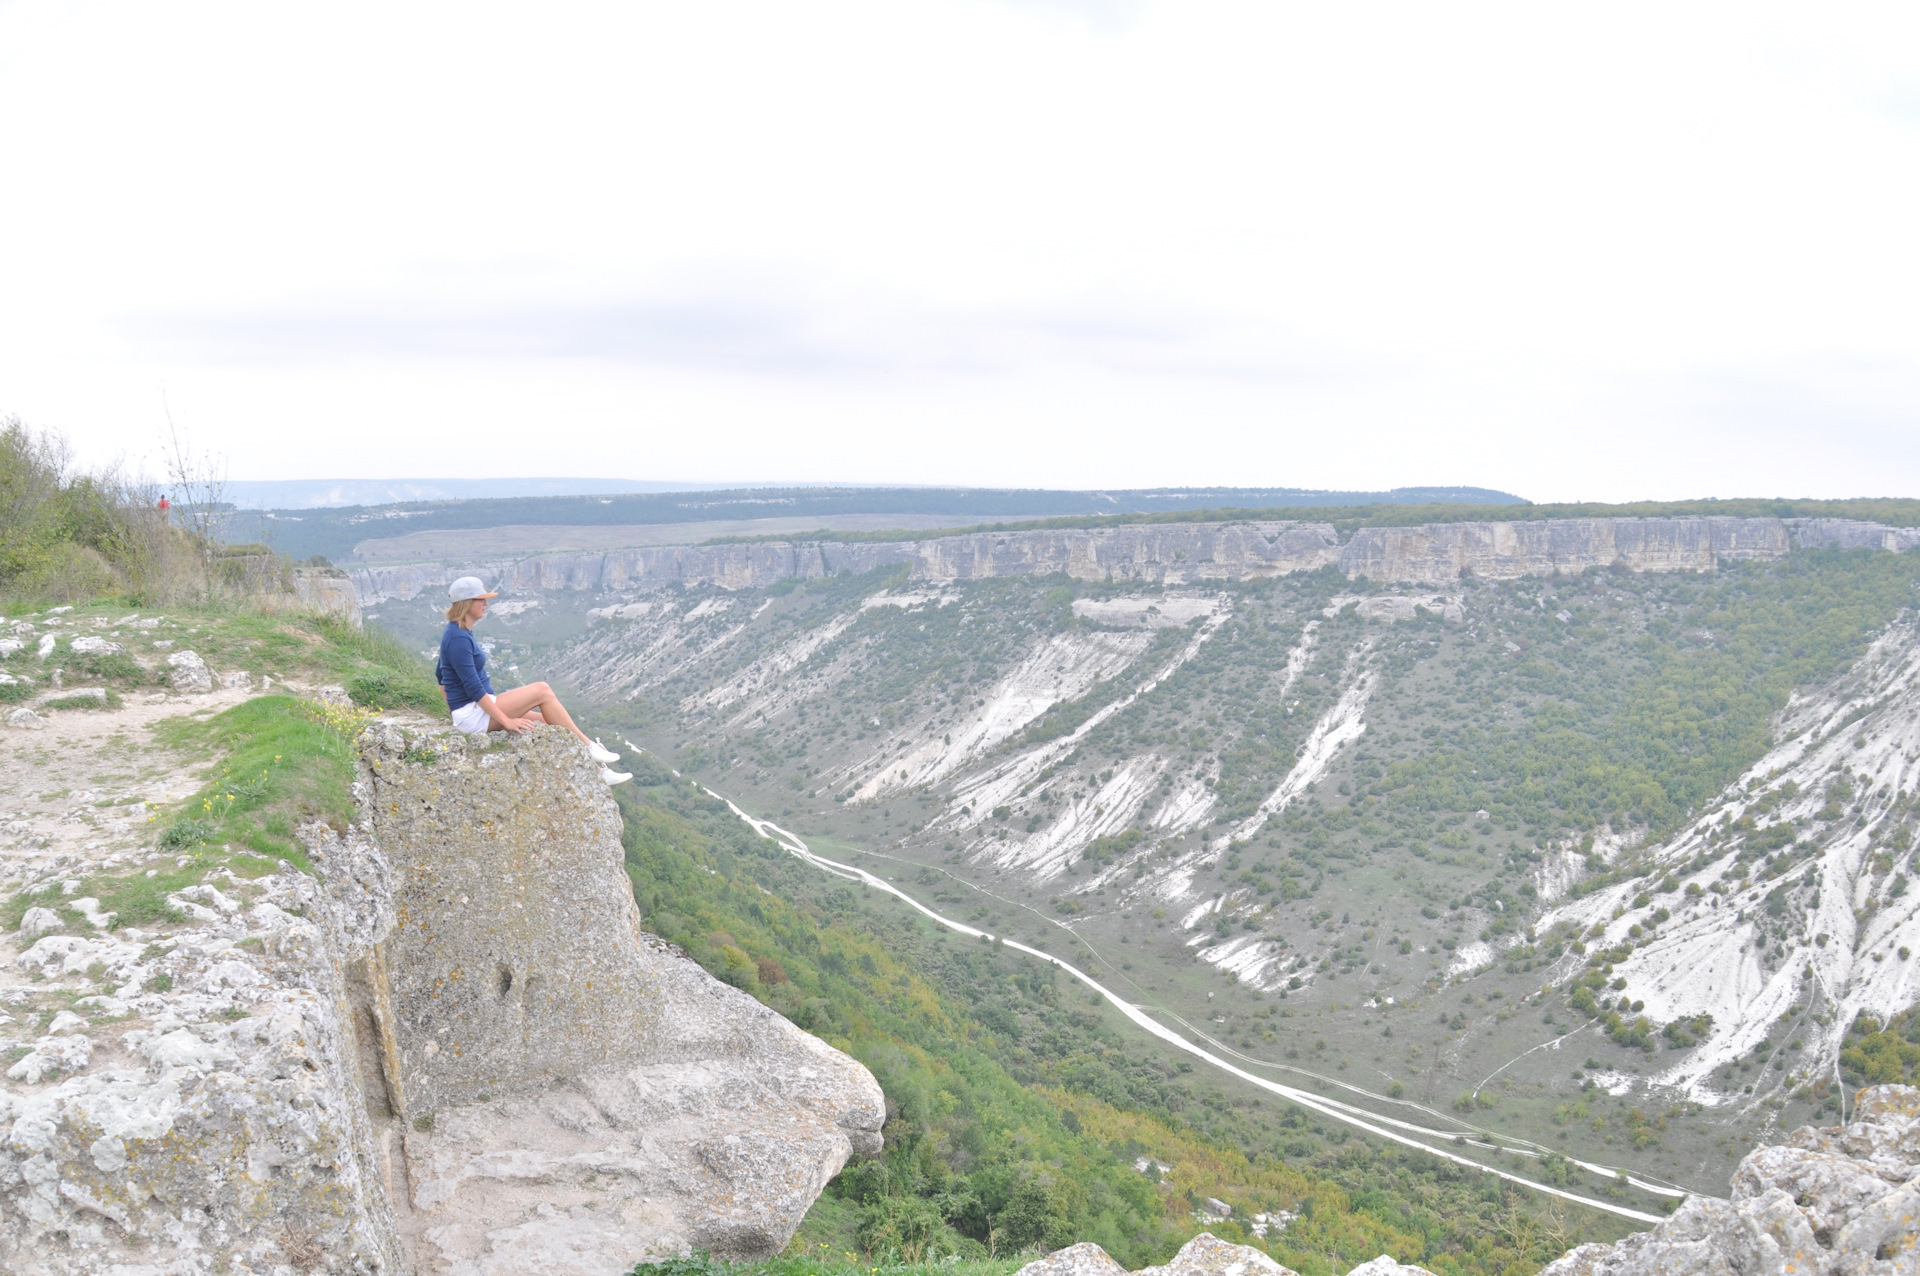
[856,1195,954,1262]
[159,818,218,851]
[0,418,177,603]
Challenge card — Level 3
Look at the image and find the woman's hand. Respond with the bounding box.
[480,695,537,734]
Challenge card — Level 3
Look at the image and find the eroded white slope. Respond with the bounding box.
[687,611,859,720]
[1015,628,1382,990]
[934,607,1234,851]
[1215,641,1374,851]
[547,599,754,701]
[1534,612,1920,1104]
[847,627,1158,802]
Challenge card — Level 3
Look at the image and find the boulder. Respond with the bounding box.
[16,906,61,936]
[1535,1087,1920,1276]
[1345,1259,1440,1276]
[165,648,213,693]
[5,707,46,730]
[1014,1241,1134,1276]
[68,635,124,655]
[359,724,885,1272]
[1137,1233,1302,1276]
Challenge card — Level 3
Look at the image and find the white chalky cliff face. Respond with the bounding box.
[0,725,883,1275]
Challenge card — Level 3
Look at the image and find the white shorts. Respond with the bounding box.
[450,702,492,735]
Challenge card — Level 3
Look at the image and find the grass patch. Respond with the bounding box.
[63,648,148,686]
[41,691,121,712]
[149,694,363,866]
[347,665,441,713]
[5,694,360,932]
[631,1258,1031,1276]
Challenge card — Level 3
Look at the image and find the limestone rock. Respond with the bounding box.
[0,875,409,1274]
[5,707,46,730]
[359,725,885,1272]
[348,514,1920,607]
[1136,1232,1303,1276]
[1534,1086,1920,1276]
[1345,1259,1441,1276]
[67,636,124,655]
[1022,1239,1441,1276]
[17,906,61,936]
[1014,1240,1135,1276]
[164,648,212,693]
[1732,1144,1894,1232]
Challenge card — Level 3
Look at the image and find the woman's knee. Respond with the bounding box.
[526,681,553,697]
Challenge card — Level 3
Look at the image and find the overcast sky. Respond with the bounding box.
[3,1,1918,500]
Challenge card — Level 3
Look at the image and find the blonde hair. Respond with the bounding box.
[446,597,481,626]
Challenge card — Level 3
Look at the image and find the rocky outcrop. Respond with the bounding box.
[287,563,364,627]
[1339,517,1790,583]
[350,516,1920,603]
[1536,1085,1920,1276]
[1012,1233,1437,1276]
[357,725,885,1273]
[0,836,409,1273]
[0,725,883,1275]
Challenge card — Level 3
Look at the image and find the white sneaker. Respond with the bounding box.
[600,767,632,785]
[588,740,621,764]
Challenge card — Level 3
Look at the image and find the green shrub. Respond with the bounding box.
[159,818,217,851]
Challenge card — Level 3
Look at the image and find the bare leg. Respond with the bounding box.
[493,683,590,745]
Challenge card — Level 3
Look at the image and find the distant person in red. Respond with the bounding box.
[157,495,170,520]
[436,576,631,784]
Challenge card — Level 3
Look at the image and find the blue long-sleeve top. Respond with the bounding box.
[437,623,494,712]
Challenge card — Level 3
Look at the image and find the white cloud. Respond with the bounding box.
[2,1,1918,498]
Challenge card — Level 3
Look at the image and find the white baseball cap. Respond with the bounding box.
[447,576,499,603]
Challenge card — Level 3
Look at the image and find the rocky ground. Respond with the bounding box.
[0,621,885,1276]
[0,609,401,1272]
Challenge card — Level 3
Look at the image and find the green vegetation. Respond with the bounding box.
[1356,549,1920,842]
[616,780,1632,1275]
[3,607,431,936]
[1840,1009,1920,1088]
[567,539,1920,1196]
[0,416,174,603]
[149,695,369,856]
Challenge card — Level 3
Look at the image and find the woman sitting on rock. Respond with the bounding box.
[438,576,631,784]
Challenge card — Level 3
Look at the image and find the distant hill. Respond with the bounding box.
[224,477,759,508]
[240,485,1527,562]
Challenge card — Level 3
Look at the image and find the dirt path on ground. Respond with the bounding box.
[0,676,337,897]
